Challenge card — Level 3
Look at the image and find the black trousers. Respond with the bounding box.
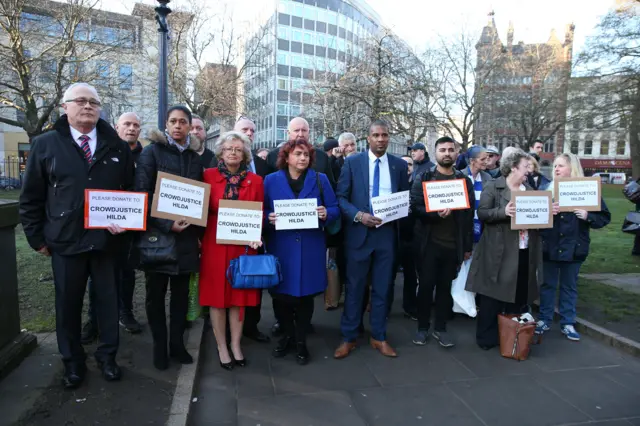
[272,294,315,342]
[398,241,418,315]
[88,262,136,323]
[416,244,458,332]
[476,249,530,347]
[145,272,189,350]
[243,291,263,334]
[51,251,119,364]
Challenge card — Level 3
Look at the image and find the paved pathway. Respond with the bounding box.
[581,273,640,295]
[191,286,640,426]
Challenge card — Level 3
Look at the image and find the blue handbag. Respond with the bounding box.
[226,246,283,289]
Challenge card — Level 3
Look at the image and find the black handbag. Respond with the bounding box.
[136,230,178,266]
[315,172,341,235]
[623,180,640,203]
[622,211,640,235]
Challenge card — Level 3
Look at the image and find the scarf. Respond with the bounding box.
[285,168,307,198]
[217,159,248,200]
[467,167,484,243]
[165,131,190,152]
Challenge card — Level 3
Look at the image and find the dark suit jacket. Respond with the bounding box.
[252,155,271,178]
[336,151,410,249]
[267,146,336,187]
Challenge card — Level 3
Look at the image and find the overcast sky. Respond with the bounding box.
[104,0,614,57]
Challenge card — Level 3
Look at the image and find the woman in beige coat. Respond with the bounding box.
[465,149,546,350]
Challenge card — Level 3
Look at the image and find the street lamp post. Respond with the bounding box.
[155,0,172,130]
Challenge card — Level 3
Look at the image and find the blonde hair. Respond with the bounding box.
[213,131,253,166]
[554,153,584,178]
[528,155,540,173]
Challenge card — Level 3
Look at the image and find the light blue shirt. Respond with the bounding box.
[368,150,391,199]
[249,160,256,173]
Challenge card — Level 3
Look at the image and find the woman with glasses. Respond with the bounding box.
[199,131,264,370]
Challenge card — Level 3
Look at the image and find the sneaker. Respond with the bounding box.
[119,313,142,334]
[535,320,550,335]
[561,325,581,341]
[81,320,98,345]
[432,331,455,348]
[412,330,428,345]
[403,311,418,321]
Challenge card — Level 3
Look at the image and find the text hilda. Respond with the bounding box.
[86,190,147,230]
[558,180,599,206]
[156,178,206,220]
[217,209,263,238]
[516,198,549,219]
[273,199,318,230]
[371,190,410,225]
[423,180,468,211]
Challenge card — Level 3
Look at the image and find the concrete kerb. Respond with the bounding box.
[574,316,640,358]
[165,317,205,426]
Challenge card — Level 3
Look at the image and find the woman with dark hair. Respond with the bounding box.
[264,139,340,365]
[135,105,204,370]
[199,131,263,371]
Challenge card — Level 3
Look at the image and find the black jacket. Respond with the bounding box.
[409,166,475,265]
[253,155,271,178]
[19,115,134,255]
[134,130,204,275]
[411,157,435,182]
[199,147,215,169]
[541,198,610,263]
[267,146,336,187]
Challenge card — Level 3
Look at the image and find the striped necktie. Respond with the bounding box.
[79,135,92,164]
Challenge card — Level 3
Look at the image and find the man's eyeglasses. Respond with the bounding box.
[64,98,101,108]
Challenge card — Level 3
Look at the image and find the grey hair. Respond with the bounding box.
[117,111,141,122]
[338,132,356,145]
[63,82,100,103]
[499,148,529,177]
[213,131,253,166]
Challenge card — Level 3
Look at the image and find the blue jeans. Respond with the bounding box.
[539,261,582,326]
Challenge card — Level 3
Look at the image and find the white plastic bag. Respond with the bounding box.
[451,259,477,317]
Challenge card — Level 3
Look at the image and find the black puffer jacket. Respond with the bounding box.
[19,115,134,256]
[134,130,204,275]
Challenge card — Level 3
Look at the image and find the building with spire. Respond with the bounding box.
[474,12,574,162]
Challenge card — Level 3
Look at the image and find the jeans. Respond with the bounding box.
[539,261,582,326]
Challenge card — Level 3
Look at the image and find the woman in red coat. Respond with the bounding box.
[199,131,264,371]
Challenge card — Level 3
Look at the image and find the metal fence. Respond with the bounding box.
[0,159,26,188]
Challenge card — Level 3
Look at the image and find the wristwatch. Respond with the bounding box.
[354,211,364,223]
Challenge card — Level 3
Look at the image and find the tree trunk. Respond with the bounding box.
[630,80,640,180]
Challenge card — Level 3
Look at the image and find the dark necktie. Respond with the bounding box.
[372,158,380,198]
[79,135,92,164]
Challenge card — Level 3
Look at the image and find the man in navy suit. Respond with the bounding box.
[334,120,410,359]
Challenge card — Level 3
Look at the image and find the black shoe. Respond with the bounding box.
[271,322,283,337]
[244,330,270,343]
[234,358,248,367]
[403,311,418,321]
[153,344,169,371]
[219,361,234,371]
[119,313,142,334]
[296,342,309,365]
[81,320,98,345]
[307,323,316,335]
[432,331,455,348]
[170,345,193,364]
[97,359,122,382]
[62,363,86,389]
[272,336,293,358]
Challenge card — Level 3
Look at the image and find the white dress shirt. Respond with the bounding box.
[69,126,97,156]
[368,150,392,199]
[249,160,256,174]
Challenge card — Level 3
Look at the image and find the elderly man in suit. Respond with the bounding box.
[334,120,410,359]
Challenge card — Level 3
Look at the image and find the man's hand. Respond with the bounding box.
[438,208,452,218]
[332,147,343,158]
[171,219,190,233]
[361,212,383,228]
[37,245,51,257]
[464,251,472,261]
[268,212,277,225]
[106,224,126,235]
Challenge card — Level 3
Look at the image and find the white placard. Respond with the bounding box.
[371,190,409,225]
[514,196,551,227]
[155,177,206,220]
[274,199,318,230]
[217,204,263,243]
[84,190,147,230]
[556,178,601,211]
[423,179,471,212]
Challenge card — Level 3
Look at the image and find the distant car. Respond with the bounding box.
[0,176,21,191]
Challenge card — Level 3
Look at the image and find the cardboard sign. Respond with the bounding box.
[216,199,263,245]
[151,172,211,227]
[371,190,409,225]
[84,189,147,230]
[423,179,470,212]
[274,198,318,230]
[554,177,601,212]
[511,191,553,230]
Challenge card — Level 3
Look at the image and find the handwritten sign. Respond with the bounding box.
[84,190,147,230]
[554,177,601,212]
[216,200,263,245]
[423,179,470,212]
[371,190,409,225]
[151,172,211,227]
[274,199,318,230]
[511,191,553,230]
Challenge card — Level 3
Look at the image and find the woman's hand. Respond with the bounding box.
[552,202,560,216]
[268,212,277,225]
[505,201,516,217]
[574,209,588,221]
[249,241,263,250]
[171,219,190,233]
[317,206,327,221]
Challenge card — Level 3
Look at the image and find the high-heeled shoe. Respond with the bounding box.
[219,360,234,371]
[234,358,248,367]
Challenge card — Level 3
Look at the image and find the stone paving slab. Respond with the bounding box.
[581,273,640,294]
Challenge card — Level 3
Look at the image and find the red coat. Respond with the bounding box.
[199,168,264,308]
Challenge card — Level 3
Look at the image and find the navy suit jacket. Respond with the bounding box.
[336,151,410,249]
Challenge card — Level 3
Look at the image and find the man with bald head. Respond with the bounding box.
[233,117,271,178]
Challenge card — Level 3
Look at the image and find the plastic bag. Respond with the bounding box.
[187,273,202,321]
[451,259,477,317]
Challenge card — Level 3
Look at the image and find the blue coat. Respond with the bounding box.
[264,169,340,297]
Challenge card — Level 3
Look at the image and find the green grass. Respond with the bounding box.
[581,184,640,274]
[578,278,640,322]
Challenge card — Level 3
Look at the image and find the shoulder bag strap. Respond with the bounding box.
[315,172,325,206]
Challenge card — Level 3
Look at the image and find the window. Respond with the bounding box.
[337,39,345,51]
[293,3,304,16]
[328,24,338,35]
[616,141,626,155]
[290,41,302,53]
[570,140,579,154]
[290,104,301,116]
[277,53,289,65]
[304,44,314,55]
[277,128,287,141]
[316,22,326,33]
[277,26,289,39]
[99,103,112,121]
[277,64,289,76]
[620,115,628,128]
[572,119,580,130]
[316,46,326,57]
[586,116,594,129]
[304,55,314,68]
[96,60,110,86]
[315,57,325,70]
[600,140,609,156]
[278,39,290,51]
[277,78,288,90]
[317,34,326,46]
[278,13,290,25]
[584,140,593,155]
[291,29,303,42]
[291,54,304,67]
[328,36,337,49]
[338,27,346,39]
[291,16,303,28]
[68,57,85,80]
[303,6,315,20]
[304,19,314,30]
[119,64,132,90]
[303,32,313,44]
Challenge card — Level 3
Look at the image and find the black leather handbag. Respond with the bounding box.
[623,179,640,203]
[136,230,178,266]
[622,211,640,235]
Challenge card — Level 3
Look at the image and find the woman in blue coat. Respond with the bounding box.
[537,153,610,341]
[264,139,340,365]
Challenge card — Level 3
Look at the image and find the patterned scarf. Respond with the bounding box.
[217,159,248,200]
[467,167,484,243]
[165,131,190,152]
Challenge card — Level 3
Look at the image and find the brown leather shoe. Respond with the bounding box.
[334,341,357,359]
[370,338,397,357]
